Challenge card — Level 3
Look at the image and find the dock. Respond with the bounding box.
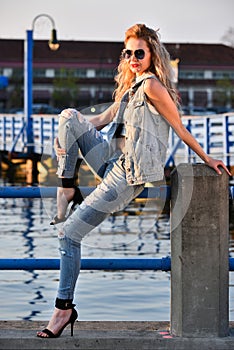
[0,321,234,350]
[0,164,234,349]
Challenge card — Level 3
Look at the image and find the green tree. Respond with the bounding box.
[215,78,233,106]
[52,68,79,108]
[8,84,22,109]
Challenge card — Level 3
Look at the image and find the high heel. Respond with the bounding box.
[37,299,78,338]
[50,215,66,225]
[50,186,83,225]
[37,308,78,338]
[68,187,83,216]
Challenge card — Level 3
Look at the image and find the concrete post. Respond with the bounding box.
[170,163,229,337]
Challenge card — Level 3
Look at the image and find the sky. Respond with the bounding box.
[0,0,233,44]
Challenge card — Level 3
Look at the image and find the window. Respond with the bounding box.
[34,69,46,78]
[204,70,212,79]
[45,69,55,78]
[3,68,12,77]
[213,71,234,79]
[87,69,95,78]
[180,69,234,80]
[179,70,203,79]
[96,69,115,78]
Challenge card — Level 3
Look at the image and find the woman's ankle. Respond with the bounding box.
[57,187,75,219]
[57,187,75,199]
[55,298,75,310]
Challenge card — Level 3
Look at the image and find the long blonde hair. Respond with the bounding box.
[113,23,179,106]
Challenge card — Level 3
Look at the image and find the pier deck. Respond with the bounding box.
[0,321,234,350]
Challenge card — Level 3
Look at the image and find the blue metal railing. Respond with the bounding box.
[167,112,234,167]
[0,184,233,200]
[0,258,171,271]
[0,113,58,156]
[0,185,171,199]
[0,257,233,271]
[0,185,171,272]
[0,185,233,272]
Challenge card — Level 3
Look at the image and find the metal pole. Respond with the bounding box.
[0,257,233,271]
[0,185,171,199]
[0,258,171,271]
[225,115,230,167]
[24,29,34,154]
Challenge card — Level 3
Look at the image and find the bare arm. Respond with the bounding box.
[88,102,120,130]
[144,79,231,176]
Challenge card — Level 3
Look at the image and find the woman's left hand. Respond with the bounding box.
[54,137,66,160]
[205,157,232,176]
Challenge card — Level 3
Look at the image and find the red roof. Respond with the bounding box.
[0,39,233,69]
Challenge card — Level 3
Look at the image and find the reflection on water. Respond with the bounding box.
[0,165,234,321]
[0,190,173,321]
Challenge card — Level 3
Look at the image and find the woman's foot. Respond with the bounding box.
[37,307,78,338]
[50,178,83,225]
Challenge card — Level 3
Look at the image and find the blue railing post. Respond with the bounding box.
[51,117,56,158]
[24,29,34,154]
[40,117,44,154]
[205,117,210,155]
[3,116,6,149]
[225,115,230,167]
[186,119,192,163]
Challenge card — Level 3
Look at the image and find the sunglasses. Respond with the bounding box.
[122,49,145,60]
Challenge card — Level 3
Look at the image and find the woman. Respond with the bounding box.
[37,23,231,338]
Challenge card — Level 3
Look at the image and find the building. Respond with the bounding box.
[166,43,234,113]
[0,39,233,114]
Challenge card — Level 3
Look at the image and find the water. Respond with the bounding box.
[0,179,234,322]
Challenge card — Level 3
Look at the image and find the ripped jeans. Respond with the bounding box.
[56,109,144,300]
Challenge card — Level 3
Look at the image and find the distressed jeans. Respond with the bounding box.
[56,109,144,300]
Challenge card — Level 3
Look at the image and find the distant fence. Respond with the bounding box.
[166,112,234,167]
[0,113,57,156]
[0,112,234,167]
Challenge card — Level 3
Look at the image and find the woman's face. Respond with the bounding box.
[124,38,151,76]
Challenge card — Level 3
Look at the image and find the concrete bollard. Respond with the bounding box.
[170,163,229,337]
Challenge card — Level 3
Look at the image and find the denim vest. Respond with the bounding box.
[108,73,170,185]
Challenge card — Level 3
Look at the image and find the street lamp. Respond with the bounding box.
[24,14,59,154]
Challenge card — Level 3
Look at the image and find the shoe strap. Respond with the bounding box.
[55,298,76,310]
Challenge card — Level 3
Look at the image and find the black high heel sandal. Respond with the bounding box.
[50,185,83,225]
[68,186,83,215]
[37,298,78,338]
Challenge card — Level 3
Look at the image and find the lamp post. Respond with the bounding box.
[24,14,59,155]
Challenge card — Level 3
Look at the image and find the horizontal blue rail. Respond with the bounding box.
[0,185,171,199]
[0,257,233,271]
[0,258,171,271]
[0,185,233,200]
